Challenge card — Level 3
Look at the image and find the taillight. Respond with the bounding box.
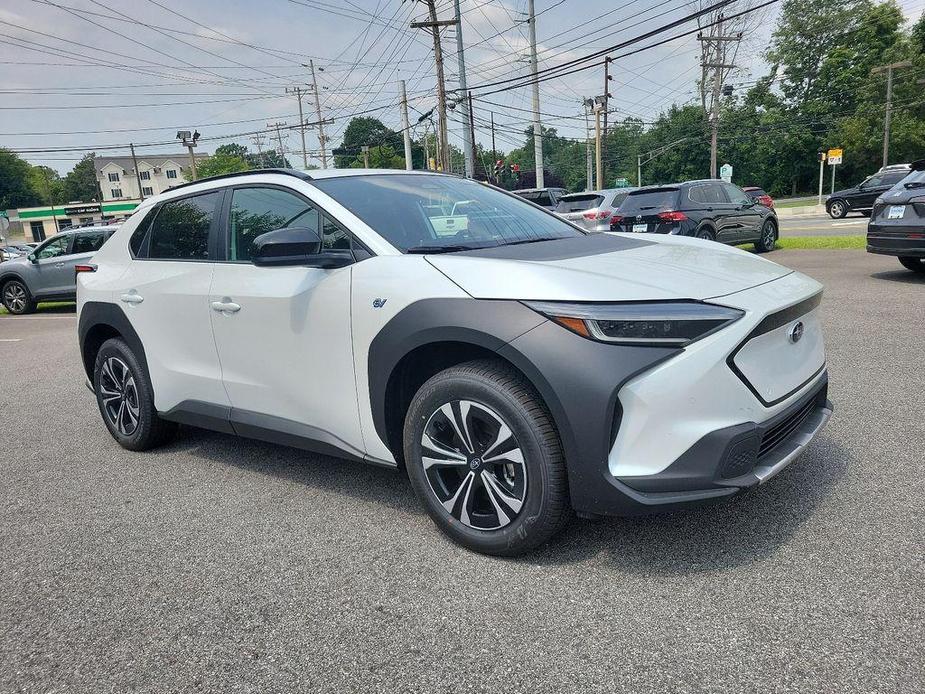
[657,211,688,222]
[582,209,612,221]
[75,264,97,277]
[761,195,774,208]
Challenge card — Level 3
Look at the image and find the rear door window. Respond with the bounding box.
[555,194,604,212]
[620,189,680,214]
[148,191,221,261]
[72,231,106,254]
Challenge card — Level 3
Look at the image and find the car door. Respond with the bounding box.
[722,182,764,242]
[118,190,231,414]
[67,230,108,291]
[28,234,75,298]
[207,185,365,457]
[691,182,736,241]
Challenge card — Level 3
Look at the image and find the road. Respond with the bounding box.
[1,250,923,693]
[779,213,868,237]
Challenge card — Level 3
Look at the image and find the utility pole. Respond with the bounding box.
[286,86,309,168]
[527,0,544,188]
[584,100,593,191]
[593,98,604,190]
[399,79,413,170]
[637,154,642,188]
[490,111,496,175]
[362,145,370,168]
[602,57,613,186]
[129,142,143,200]
[453,0,474,178]
[467,91,477,177]
[307,60,329,168]
[411,1,456,173]
[267,122,287,164]
[250,134,268,168]
[817,150,826,206]
[698,14,740,178]
[871,60,912,168]
[177,130,200,180]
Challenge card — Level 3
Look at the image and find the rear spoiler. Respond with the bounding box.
[911,159,925,171]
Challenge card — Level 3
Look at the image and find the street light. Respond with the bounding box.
[177,130,201,180]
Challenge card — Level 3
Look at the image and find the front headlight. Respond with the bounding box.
[524,301,744,347]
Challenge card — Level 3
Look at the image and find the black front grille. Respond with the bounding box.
[757,396,817,460]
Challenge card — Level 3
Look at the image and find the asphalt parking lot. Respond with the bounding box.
[1,249,923,693]
[778,213,869,237]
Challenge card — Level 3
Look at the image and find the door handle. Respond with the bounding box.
[211,300,241,314]
[55,262,65,268]
[120,293,144,305]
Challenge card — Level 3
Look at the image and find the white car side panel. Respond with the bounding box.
[350,256,470,462]
[610,271,824,478]
[208,263,366,455]
[119,261,230,412]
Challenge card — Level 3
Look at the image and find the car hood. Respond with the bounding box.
[425,233,792,302]
[831,186,861,197]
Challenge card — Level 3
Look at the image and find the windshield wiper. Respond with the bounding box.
[904,181,925,189]
[501,237,562,246]
[406,244,483,254]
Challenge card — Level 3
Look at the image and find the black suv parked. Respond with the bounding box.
[867,160,925,273]
[610,180,779,252]
[827,169,909,218]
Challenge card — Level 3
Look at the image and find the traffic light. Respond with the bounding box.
[511,163,520,180]
[494,159,503,179]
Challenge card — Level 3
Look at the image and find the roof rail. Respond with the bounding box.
[165,168,313,193]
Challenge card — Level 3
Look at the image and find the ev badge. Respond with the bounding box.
[372,298,388,308]
[789,321,804,344]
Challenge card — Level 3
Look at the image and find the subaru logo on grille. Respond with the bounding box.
[636,215,642,221]
[789,321,804,343]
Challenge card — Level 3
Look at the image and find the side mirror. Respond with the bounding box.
[28,253,36,263]
[251,227,353,269]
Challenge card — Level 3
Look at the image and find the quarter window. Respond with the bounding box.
[228,187,319,262]
[322,214,351,250]
[72,232,106,254]
[35,235,70,259]
[148,192,220,260]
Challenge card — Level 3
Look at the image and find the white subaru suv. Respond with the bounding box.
[78,169,833,555]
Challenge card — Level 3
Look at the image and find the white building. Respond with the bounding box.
[94,154,208,202]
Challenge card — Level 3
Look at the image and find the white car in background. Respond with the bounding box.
[77,169,832,555]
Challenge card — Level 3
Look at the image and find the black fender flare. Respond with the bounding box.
[77,301,151,387]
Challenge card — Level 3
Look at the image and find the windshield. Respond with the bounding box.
[311,174,583,252]
[897,169,925,188]
[620,189,679,214]
[555,194,603,213]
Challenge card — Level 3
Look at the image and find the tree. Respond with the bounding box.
[347,143,404,169]
[196,152,251,178]
[335,117,402,167]
[28,166,65,205]
[62,153,100,202]
[0,149,41,209]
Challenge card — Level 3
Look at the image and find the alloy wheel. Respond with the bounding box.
[762,222,776,248]
[99,356,141,436]
[3,284,26,313]
[830,201,844,218]
[420,400,527,531]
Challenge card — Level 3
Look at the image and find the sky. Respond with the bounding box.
[0,0,921,175]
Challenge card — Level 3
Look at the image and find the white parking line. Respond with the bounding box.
[832,221,865,226]
[0,338,22,342]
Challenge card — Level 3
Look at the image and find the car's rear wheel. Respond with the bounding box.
[695,227,716,241]
[754,219,778,253]
[93,338,177,451]
[403,360,570,556]
[898,257,925,274]
[2,280,36,315]
[828,200,847,219]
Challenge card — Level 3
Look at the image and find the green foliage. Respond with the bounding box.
[62,153,100,202]
[28,166,65,205]
[196,152,252,179]
[0,149,41,209]
[347,143,405,169]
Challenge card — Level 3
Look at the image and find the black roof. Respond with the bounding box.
[166,168,313,193]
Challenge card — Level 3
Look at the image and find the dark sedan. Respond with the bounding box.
[827,168,909,218]
[867,160,925,273]
[610,179,779,252]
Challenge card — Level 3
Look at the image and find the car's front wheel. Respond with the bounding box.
[828,199,847,219]
[754,219,778,253]
[2,280,36,315]
[898,257,925,274]
[93,338,177,451]
[403,360,570,556]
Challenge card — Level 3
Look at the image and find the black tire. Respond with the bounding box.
[2,279,36,315]
[695,226,716,241]
[754,218,778,253]
[898,257,925,274]
[403,359,570,556]
[93,338,177,451]
[828,199,847,219]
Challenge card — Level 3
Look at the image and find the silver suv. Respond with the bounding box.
[1,225,117,314]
